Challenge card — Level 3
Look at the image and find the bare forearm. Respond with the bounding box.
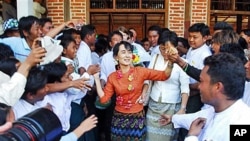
[46,23,66,38]
[141,84,149,95]
[94,77,104,98]
[47,82,72,93]
[176,57,187,68]
[180,93,189,110]
[16,61,32,78]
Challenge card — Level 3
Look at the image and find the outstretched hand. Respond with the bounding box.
[87,64,101,75]
[73,114,98,138]
[158,114,172,126]
[80,115,98,133]
[188,117,206,137]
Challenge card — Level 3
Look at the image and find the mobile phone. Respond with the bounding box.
[36,40,42,47]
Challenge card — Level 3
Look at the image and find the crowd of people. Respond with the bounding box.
[0,3,250,141]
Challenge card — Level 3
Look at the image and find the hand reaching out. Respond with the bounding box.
[73,114,98,138]
[188,117,206,137]
[71,77,91,90]
[158,114,172,126]
[87,64,101,75]
[80,115,98,133]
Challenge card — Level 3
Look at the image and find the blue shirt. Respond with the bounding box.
[0,37,31,62]
[60,132,77,141]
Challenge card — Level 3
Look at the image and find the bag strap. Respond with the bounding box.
[152,54,159,69]
[151,54,159,85]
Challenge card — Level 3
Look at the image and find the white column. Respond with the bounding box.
[16,0,33,20]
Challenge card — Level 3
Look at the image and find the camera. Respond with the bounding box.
[0,108,62,141]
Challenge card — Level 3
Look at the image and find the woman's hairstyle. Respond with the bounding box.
[113,41,133,70]
[212,30,239,46]
[158,30,178,47]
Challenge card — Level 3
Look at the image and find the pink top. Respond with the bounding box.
[100,67,168,113]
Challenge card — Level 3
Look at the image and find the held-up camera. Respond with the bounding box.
[0,108,62,141]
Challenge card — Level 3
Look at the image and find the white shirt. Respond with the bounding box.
[36,91,79,132]
[172,99,250,141]
[100,51,116,82]
[60,132,77,141]
[13,99,40,119]
[0,72,27,106]
[77,41,93,70]
[148,54,190,103]
[91,52,101,65]
[149,45,160,57]
[61,56,93,104]
[242,81,250,106]
[186,44,212,84]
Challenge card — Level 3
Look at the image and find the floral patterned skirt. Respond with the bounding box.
[111,110,146,141]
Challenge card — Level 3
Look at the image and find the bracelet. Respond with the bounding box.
[183,63,188,72]
[181,62,187,69]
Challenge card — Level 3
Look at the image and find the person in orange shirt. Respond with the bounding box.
[93,41,177,141]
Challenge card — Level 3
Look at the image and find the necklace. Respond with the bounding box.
[116,68,134,109]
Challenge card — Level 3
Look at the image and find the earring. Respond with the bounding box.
[114,59,119,65]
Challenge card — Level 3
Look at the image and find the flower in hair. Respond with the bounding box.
[132,46,140,65]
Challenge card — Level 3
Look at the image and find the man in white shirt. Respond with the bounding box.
[77,24,96,74]
[12,67,48,119]
[159,53,250,141]
[147,25,162,57]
